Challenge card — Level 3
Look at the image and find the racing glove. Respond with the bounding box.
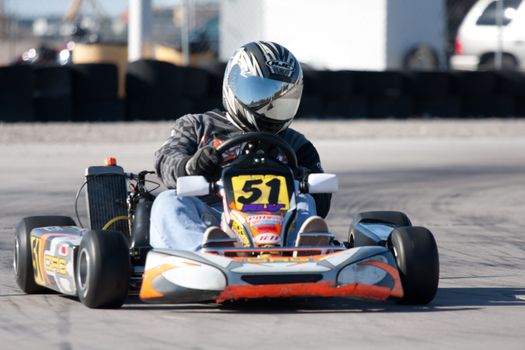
[185,146,222,180]
[294,166,311,183]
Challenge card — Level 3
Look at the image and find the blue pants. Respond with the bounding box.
[149,190,317,251]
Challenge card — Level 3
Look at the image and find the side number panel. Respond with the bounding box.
[30,236,45,286]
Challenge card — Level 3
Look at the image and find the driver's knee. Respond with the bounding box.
[296,193,317,214]
[150,190,200,221]
[149,190,216,249]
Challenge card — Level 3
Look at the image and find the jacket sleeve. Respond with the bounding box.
[154,116,199,189]
[296,141,332,218]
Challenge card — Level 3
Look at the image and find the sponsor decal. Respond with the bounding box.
[246,215,283,227]
[44,254,67,275]
[246,256,310,264]
[266,60,294,77]
[30,236,45,285]
[254,233,280,245]
[40,226,62,232]
[242,203,285,212]
[232,220,250,247]
[58,244,69,257]
[255,225,279,232]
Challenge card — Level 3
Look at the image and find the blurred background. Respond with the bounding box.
[0,0,481,68]
[0,0,219,66]
[1,0,524,122]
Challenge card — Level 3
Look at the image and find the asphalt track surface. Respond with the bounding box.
[1,121,524,349]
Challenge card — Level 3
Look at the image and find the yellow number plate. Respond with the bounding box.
[231,175,290,212]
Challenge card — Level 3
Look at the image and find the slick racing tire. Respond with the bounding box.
[14,216,76,293]
[348,211,412,247]
[390,226,439,305]
[76,230,130,309]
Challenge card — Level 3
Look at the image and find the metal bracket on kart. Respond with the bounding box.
[126,170,156,264]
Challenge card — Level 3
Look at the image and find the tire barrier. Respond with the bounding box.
[74,99,125,122]
[413,97,462,118]
[368,96,412,119]
[317,70,354,99]
[323,97,367,119]
[497,71,525,97]
[405,72,451,97]
[181,67,209,99]
[71,64,119,100]
[406,71,458,117]
[451,71,497,96]
[0,65,34,121]
[126,60,185,120]
[1,60,525,122]
[71,64,123,121]
[354,71,405,97]
[32,65,73,121]
[197,61,226,96]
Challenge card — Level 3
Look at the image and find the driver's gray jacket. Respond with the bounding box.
[155,110,331,217]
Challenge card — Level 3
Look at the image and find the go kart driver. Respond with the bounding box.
[150,41,332,250]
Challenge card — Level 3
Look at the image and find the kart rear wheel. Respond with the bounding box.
[76,230,130,309]
[349,211,412,247]
[14,216,76,294]
[390,226,439,305]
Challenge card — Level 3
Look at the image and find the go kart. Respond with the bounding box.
[14,132,439,308]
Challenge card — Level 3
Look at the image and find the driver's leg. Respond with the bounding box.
[285,193,318,246]
[149,190,222,250]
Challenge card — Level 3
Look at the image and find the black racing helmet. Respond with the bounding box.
[222,41,303,133]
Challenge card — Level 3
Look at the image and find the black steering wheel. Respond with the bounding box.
[216,132,298,170]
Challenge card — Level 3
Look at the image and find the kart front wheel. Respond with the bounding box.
[390,226,439,305]
[14,216,76,294]
[76,230,130,309]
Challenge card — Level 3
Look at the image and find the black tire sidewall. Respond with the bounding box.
[390,226,439,304]
[14,219,41,293]
[76,230,130,308]
[14,216,75,294]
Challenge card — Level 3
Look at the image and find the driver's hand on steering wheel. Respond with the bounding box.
[185,146,222,180]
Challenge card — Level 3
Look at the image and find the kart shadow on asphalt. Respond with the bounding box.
[119,287,525,313]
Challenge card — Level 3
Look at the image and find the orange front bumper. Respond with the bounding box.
[217,280,403,303]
